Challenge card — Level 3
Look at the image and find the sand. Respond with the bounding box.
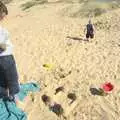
[3,0,120,120]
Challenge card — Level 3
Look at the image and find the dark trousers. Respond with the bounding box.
[86,32,94,39]
[0,55,20,97]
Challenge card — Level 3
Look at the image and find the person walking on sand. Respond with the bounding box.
[0,1,20,103]
[84,20,95,41]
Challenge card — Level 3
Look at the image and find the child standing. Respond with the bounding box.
[0,1,20,101]
[84,20,95,41]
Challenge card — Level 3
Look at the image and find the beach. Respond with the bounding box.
[4,0,120,119]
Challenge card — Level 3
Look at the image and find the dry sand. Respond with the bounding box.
[3,0,120,120]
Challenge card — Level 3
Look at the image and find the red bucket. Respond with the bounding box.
[102,82,114,92]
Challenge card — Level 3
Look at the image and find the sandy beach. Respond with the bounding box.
[3,0,120,119]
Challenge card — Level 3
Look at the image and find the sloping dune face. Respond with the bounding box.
[4,0,120,120]
[60,0,120,17]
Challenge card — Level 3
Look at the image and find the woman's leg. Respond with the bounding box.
[86,34,89,41]
[90,34,94,39]
[3,55,20,97]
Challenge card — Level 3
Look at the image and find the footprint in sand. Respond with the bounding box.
[41,94,51,106]
[67,93,77,104]
[54,86,64,95]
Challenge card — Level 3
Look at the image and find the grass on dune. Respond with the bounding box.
[0,0,13,4]
[61,0,120,17]
[21,0,48,10]
[20,0,120,17]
